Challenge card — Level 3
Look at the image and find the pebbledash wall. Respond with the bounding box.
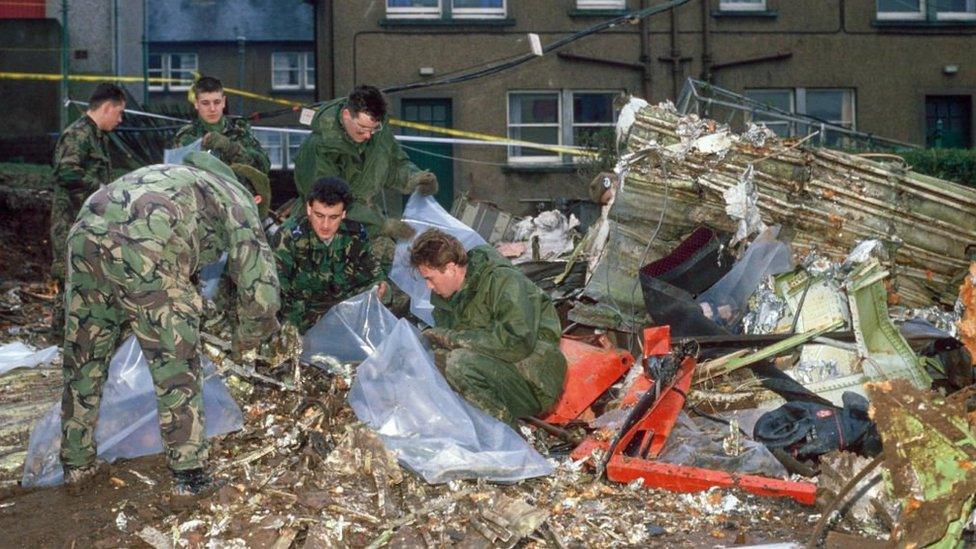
[307,0,976,214]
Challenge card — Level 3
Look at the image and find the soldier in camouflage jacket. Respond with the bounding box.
[274,177,387,333]
[60,152,280,495]
[50,83,126,337]
[172,76,270,174]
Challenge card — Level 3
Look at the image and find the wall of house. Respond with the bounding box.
[323,0,976,213]
[0,19,60,137]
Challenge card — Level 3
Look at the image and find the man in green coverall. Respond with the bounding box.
[291,85,438,245]
[59,152,280,497]
[409,229,567,425]
[172,76,270,174]
[50,83,126,338]
[274,177,388,333]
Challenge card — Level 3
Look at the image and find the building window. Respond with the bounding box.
[746,88,856,147]
[576,0,625,8]
[877,0,975,21]
[719,0,766,11]
[507,90,618,163]
[272,52,314,90]
[253,129,309,169]
[148,52,197,92]
[385,0,505,19]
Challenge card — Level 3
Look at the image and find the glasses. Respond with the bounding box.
[352,117,383,135]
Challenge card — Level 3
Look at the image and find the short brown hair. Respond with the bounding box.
[409,229,467,270]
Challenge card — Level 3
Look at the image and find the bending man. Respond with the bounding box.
[60,152,280,497]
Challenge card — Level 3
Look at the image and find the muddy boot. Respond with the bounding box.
[170,468,218,506]
[62,462,105,496]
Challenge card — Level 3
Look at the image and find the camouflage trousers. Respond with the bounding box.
[441,345,561,427]
[370,234,410,316]
[60,224,208,472]
[50,187,88,338]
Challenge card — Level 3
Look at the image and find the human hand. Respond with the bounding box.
[380,218,417,241]
[410,171,438,196]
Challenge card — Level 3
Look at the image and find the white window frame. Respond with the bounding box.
[271,52,315,91]
[304,54,316,90]
[386,0,442,19]
[576,0,625,8]
[148,53,165,92]
[451,0,506,19]
[253,128,311,170]
[148,52,198,92]
[745,87,856,144]
[876,0,926,20]
[568,90,619,160]
[507,90,562,164]
[719,0,767,11]
[936,0,976,20]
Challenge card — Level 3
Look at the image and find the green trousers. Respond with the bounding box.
[60,225,208,471]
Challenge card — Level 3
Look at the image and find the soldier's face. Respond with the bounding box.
[418,263,466,299]
[341,109,382,144]
[307,200,346,241]
[94,101,125,131]
[195,91,226,124]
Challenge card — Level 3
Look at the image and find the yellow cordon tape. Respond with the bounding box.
[2,70,597,157]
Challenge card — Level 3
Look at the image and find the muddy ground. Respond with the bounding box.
[0,166,819,547]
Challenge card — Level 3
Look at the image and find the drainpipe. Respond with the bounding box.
[113,0,119,77]
[237,33,246,114]
[669,6,680,100]
[60,0,69,129]
[700,0,712,82]
[142,0,148,105]
[640,0,652,100]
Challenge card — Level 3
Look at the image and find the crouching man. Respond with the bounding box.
[274,177,388,333]
[60,152,280,498]
[410,229,566,425]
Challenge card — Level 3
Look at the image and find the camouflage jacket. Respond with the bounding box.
[52,115,112,206]
[173,117,271,174]
[76,164,281,349]
[430,245,566,401]
[274,215,385,333]
[291,97,420,231]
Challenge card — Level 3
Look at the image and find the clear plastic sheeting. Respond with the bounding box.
[348,320,554,484]
[163,137,202,165]
[658,412,788,478]
[300,289,397,364]
[389,193,487,326]
[21,335,243,487]
[0,342,58,375]
[697,227,793,332]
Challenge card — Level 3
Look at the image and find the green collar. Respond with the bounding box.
[197,117,226,133]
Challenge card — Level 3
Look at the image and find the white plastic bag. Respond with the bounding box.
[300,289,398,364]
[163,138,202,165]
[389,193,486,326]
[0,342,58,375]
[21,335,243,487]
[348,320,554,484]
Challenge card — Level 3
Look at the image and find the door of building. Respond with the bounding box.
[926,95,972,148]
[400,98,454,210]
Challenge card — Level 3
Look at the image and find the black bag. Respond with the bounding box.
[753,391,882,461]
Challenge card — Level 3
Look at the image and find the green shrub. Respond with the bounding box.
[898,148,976,188]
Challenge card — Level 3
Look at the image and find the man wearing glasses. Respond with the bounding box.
[292,85,438,246]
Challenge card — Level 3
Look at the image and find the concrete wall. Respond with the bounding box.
[0,19,61,136]
[321,0,976,214]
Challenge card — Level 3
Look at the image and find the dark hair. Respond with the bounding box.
[409,229,468,270]
[345,85,386,120]
[307,177,353,210]
[194,76,224,95]
[88,83,125,110]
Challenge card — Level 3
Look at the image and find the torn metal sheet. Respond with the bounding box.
[817,451,897,540]
[865,380,976,548]
[583,102,976,323]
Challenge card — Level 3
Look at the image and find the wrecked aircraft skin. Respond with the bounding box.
[581,103,976,328]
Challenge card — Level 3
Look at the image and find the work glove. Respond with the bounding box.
[409,171,439,197]
[203,131,241,157]
[380,218,417,241]
[423,327,455,349]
